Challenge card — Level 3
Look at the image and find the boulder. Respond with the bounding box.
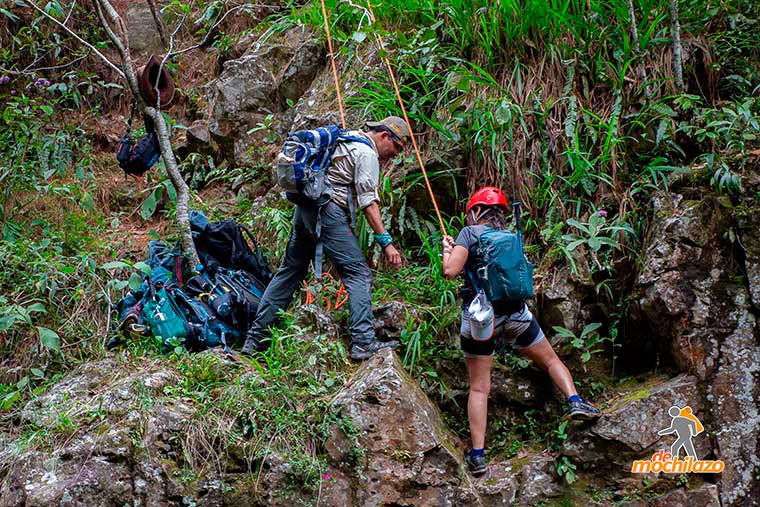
[288,46,380,132]
[708,289,760,506]
[476,453,565,506]
[328,349,479,505]
[249,453,351,507]
[186,119,214,153]
[629,192,760,505]
[631,194,739,378]
[126,2,163,55]
[648,483,720,507]
[537,257,594,335]
[327,350,568,505]
[373,300,420,341]
[736,207,760,308]
[0,359,196,507]
[208,28,325,165]
[562,374,708,470]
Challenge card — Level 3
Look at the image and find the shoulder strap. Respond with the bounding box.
[337,134,374,150]
[239,224,268,269]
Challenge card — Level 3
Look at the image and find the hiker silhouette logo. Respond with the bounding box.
[631,405,724,474]
[657,406,703,458]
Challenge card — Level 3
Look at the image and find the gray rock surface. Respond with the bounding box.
[630,193,760,505]
[563,374,707,470]
[126,2,163,55]
[208,28,324,165]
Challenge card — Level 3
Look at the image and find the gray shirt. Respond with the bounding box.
[327,131,380,211]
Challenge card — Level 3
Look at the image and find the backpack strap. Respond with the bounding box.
[126,98,137,134]
[239,224,268,272]
[315,204,325,279]
[337,134,373,149]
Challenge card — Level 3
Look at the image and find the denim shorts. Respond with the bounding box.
[460,303,545,357]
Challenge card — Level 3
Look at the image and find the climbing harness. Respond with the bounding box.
[303,273,349,311]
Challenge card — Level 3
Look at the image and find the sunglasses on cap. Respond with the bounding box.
[378,126,404,152]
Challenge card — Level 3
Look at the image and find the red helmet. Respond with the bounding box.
[466,186,509,213]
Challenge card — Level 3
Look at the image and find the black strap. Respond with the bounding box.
[125,98,137,133]
[346,185,356,230]
[315,206,324,280]
[239,224,268,269]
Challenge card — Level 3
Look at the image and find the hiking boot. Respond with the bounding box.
[566,399,601,421]
[240,335,268,356]
[465,450,487,477]
[349,340,399,361]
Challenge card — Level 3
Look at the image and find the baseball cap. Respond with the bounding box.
[366,116,411,143]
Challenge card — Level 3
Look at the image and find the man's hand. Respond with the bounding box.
[383,244,402,269]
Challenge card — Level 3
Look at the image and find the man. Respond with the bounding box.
[240,116,408,360]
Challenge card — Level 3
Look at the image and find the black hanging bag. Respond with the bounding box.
[117,101,161,177]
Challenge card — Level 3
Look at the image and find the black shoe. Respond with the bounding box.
[566,399,601,421]
[349,340,398,361]
[465,450,487,477]
[240,336,268,356]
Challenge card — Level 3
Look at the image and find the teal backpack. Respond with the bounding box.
[142,277,187,344]
[469,203,534,303]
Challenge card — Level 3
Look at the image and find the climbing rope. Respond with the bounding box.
[364,0,446,235]
[320,0,346,128]
[319,0,446,235]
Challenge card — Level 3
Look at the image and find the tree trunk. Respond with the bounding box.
[669,0,685,92]
[93,0,199,266]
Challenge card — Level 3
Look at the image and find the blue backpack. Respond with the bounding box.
[276,125,373,204]
[469,203,534,303]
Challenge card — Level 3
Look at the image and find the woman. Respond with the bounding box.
[442,186,600,476]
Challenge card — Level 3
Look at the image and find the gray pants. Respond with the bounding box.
[247,201,375,346]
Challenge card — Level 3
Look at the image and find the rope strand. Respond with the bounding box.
[320,0,346,128]
[364,0,446,235]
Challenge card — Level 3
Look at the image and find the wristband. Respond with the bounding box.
[373,231,393,248]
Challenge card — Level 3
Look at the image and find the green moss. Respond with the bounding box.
[620,387,652,403]
[508,455,532,473]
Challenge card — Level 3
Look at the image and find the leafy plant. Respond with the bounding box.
[552,322,607,365]
[556,455,577,483]
[562,211,634,272]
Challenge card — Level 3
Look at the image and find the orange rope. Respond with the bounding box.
[319,0,346,128]
[363,0,446,234]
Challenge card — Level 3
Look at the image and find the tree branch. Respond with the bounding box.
[670,0,685,92]
[626,0,651,98]
[145,0,169,50]
[169,3,257,57]
[92,0,198,265]
[21,0,124,78]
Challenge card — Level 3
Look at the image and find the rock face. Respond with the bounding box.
[327,349,566,506]
[563,374,708,470]
[328,349,478,505]
[208,28,325,165]
[126,2,164,55]
[648,483,721,507]
[0,358,195,507]
[630,193,760,506]
[537,257,595,335]
[737,207,760,308]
